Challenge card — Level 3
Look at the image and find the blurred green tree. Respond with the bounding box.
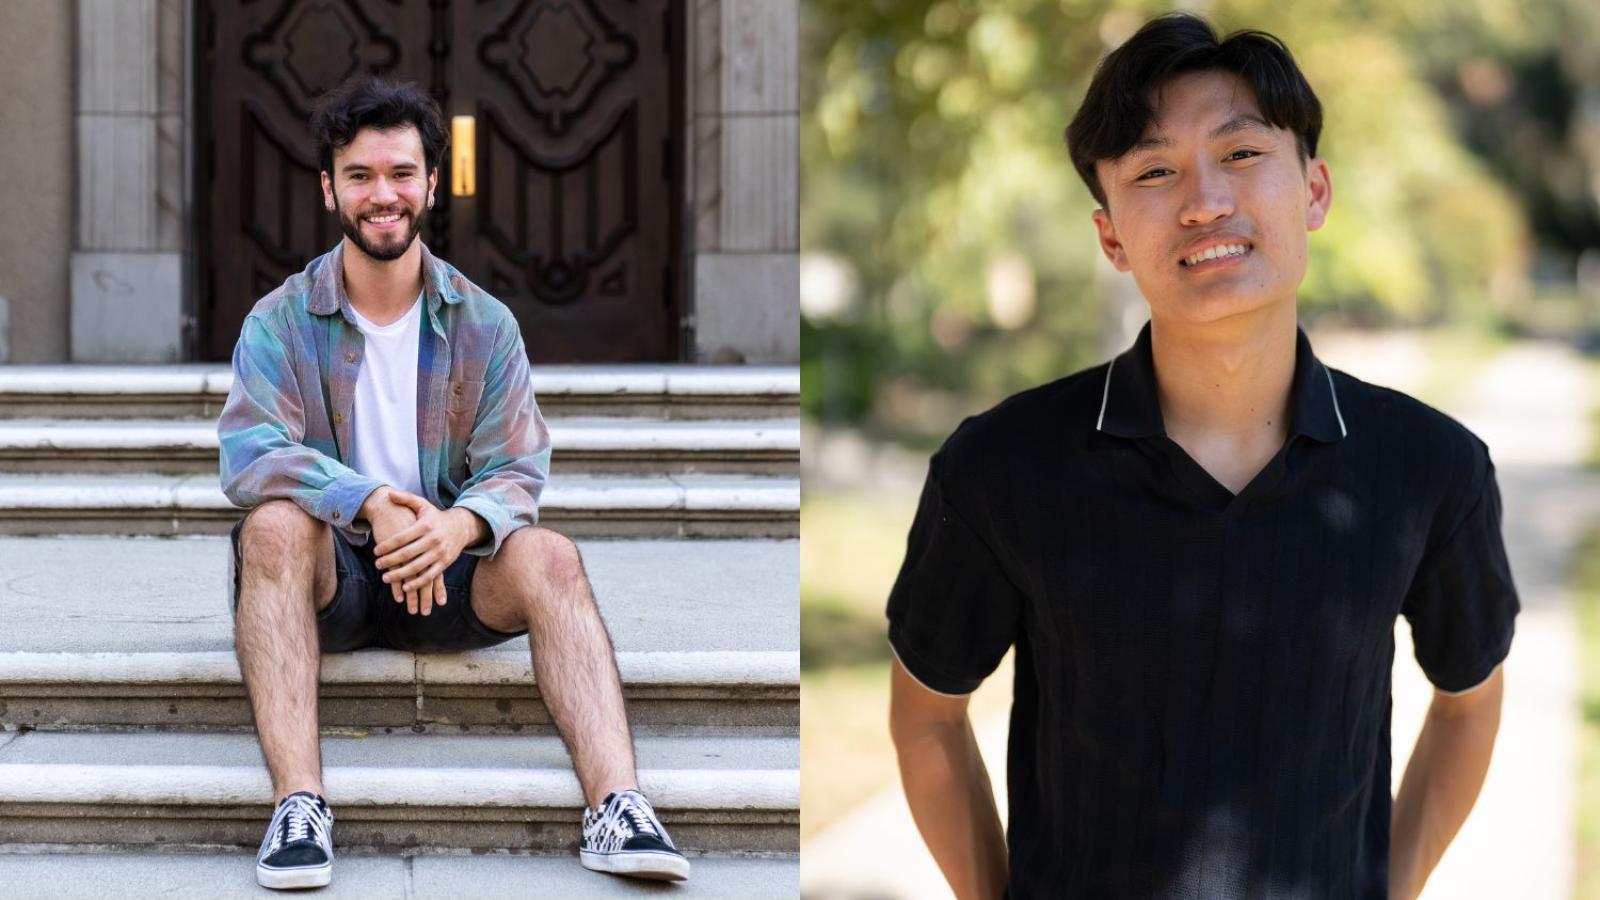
[802,0,1600,440]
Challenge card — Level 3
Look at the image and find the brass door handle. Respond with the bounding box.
[451,115,475,196]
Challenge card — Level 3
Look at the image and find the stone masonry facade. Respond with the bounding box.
[0,0,797,364]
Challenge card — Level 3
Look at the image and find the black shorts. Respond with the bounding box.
[228,515,526,654]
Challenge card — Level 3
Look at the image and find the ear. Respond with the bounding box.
[321,171,335,212]
[1304,157,1332,232]
[427,167,439,208]
[1091,207,1132,272]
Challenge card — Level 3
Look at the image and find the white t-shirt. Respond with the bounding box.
[347,292,426,496]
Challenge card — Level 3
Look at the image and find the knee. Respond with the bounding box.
[503,527,587,593]
[239,499,325,572]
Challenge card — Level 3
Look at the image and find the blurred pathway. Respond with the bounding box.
[802,335,1599,899]
[1388,341,1599,900]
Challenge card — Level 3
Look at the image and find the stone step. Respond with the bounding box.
[0,417,799,476]
[0,731,798,853]
[0,365,799,421]
[0,474,799,538]
[0,537,797,731]
[0,849,798,898]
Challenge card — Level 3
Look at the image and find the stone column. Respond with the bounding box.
[70,0,187,362]
[0,0,73,363]
[686,0,799,363]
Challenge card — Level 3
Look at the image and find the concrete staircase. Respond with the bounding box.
[0,365,799,897]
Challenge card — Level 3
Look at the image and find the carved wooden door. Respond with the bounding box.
[198,0,682,363]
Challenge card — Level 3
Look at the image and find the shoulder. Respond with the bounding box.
[238,251,336,343]
[426,256,527,377]
[432,256,519,334]
[935,363,1110,479]
[1334,371,1495,508]
[1338,372,1490,464]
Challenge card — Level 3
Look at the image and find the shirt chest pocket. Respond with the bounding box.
[445,380,487,453]
[447,379,486,416]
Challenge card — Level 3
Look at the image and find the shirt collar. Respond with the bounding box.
[1096,320,1347,444]
[306,240,465,317]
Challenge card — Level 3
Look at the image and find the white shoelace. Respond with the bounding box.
[620,801,661,839]
[266,794,331,855]
[584,791,674,853]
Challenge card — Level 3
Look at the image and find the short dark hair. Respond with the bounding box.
[308,75,448,177]
[1064,13,1323,210]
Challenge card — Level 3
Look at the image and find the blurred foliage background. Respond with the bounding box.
[797,1,1600,887]
[801,0,1600,442]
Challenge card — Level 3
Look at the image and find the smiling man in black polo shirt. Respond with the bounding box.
[886,13,1518,900]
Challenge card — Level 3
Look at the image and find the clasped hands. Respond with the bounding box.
[362,486,476,616]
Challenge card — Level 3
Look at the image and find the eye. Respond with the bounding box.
[1135,168,1171,181]
[1227,149,1262,161]
[350,173,366,181]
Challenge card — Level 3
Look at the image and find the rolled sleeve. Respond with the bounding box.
[886,449,1023,696]
[1400,445,1520,693]
[453,318,552,558]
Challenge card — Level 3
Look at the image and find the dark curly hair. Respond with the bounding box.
[308,75,448,177]
[1064,13,1323,210]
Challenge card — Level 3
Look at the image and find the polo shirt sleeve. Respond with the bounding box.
[1399,443,1519,694]
[886,448,1023,696]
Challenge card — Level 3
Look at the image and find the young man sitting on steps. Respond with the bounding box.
[217,75,689,890]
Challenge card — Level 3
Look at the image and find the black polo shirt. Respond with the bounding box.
[887,320,1518,899]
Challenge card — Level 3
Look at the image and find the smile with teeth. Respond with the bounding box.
[1181,243,1251,267]
[366,213,404,225]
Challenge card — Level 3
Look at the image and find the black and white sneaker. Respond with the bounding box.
[255,791,334,889]
[579,789,691,881]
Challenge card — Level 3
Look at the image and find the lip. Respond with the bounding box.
[1176,234,1253,268]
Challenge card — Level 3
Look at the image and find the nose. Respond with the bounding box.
[1178,164,1234,226]
[370,176,400,207]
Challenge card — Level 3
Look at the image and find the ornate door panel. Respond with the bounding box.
[199,0,682,363]
[199,0,435,362]
[450,0,678,362]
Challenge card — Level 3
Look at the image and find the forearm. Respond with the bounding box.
[221,439,381,523]
[892,718,1008,900]
[220,316,384,529]
[1389,698,1502,899]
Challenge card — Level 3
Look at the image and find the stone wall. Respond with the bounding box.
[3,0,798,365]
[70,0,187,363]
[0,0,74,363]
[687,0,799,363]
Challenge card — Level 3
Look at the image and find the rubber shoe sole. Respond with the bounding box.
[256,860,333,890]
[580,848,691,881]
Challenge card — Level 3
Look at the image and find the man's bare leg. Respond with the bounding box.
[234,499,338,805]
[470,526,635,806]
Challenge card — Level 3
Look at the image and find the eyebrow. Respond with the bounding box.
[1126,114,1276,159]
[339,161,420,174]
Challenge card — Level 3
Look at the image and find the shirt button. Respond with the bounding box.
[332,511,342,520]
[346,352,357,363]
[334,413,344,424]
[453,383,463,395]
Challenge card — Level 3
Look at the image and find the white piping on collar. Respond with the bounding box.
[1096,356,1116,432]
[1323,365,1347,438]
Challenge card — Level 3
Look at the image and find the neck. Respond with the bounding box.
[1148,302,1299,441]
[341,237,424,317]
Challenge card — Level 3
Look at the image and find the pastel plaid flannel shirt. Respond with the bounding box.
[217,241,551,558]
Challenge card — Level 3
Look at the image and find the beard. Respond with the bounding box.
[334,195,427,262]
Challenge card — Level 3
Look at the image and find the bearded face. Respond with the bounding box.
[321,125,436,263]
